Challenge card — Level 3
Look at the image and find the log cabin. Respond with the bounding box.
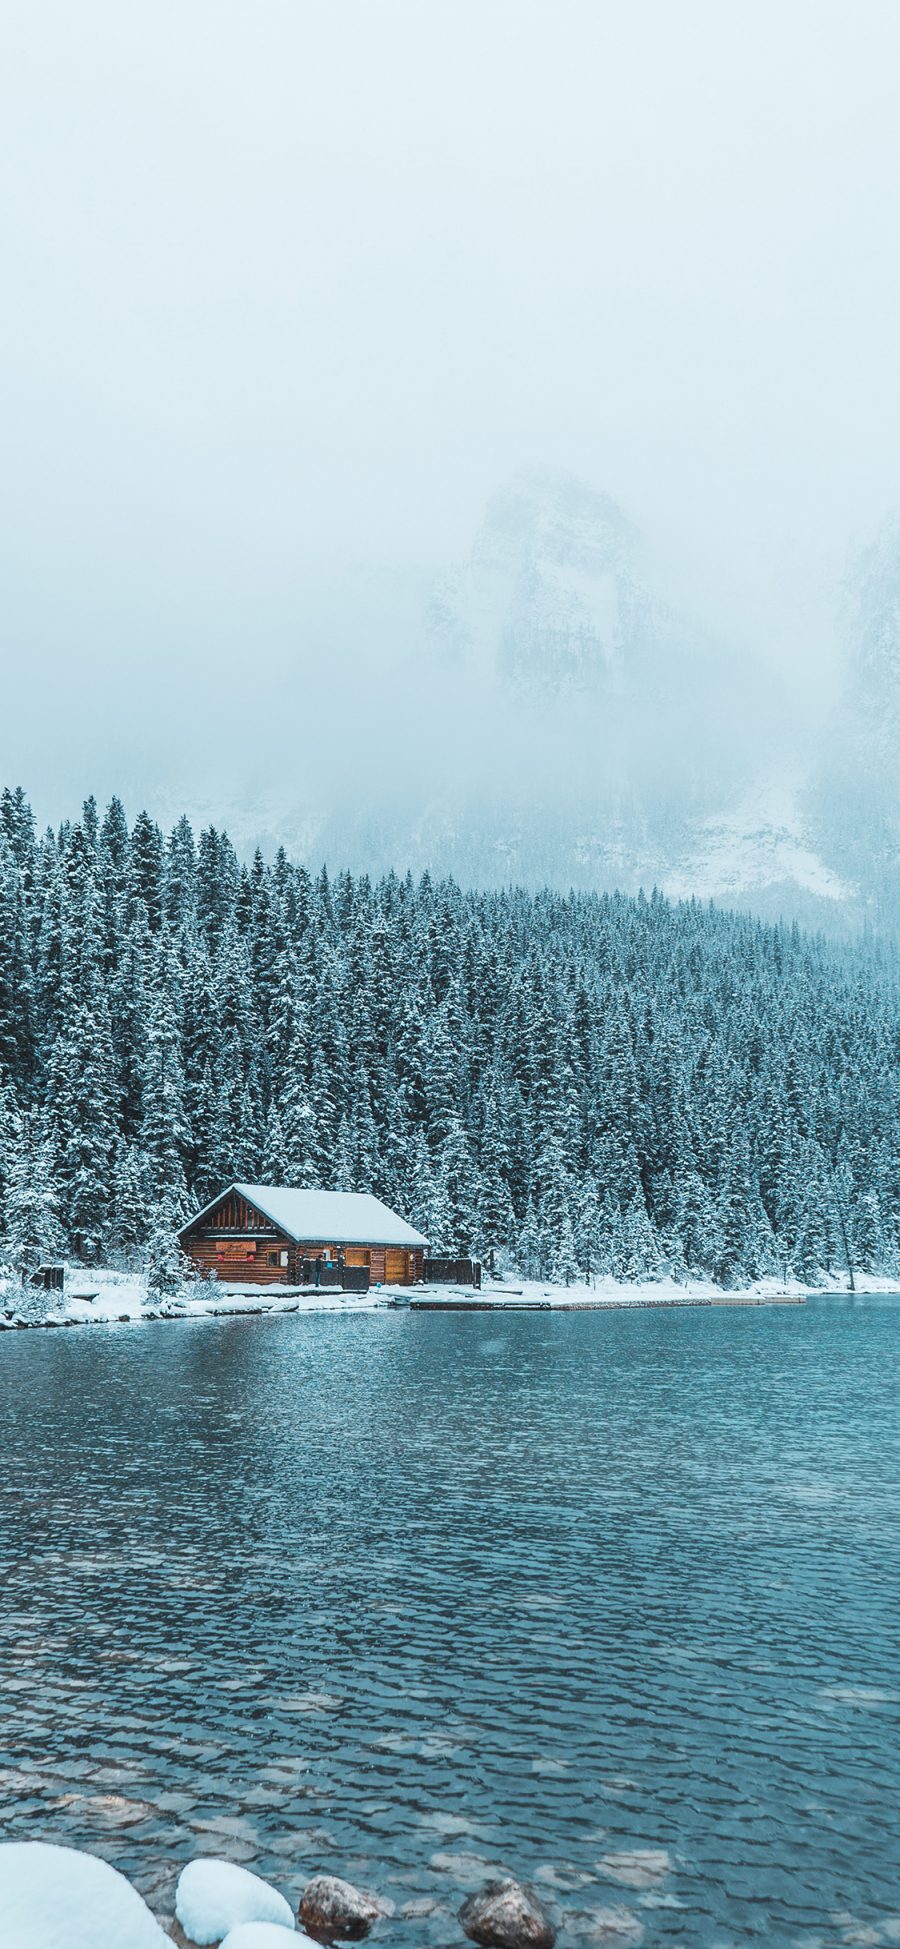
[178,1183,427,1287]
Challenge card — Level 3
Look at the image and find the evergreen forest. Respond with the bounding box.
[1,784,899,1286]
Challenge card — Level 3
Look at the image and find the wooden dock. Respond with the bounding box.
[403,1291,807,1313]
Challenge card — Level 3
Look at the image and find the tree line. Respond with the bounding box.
[1,783,899,1286]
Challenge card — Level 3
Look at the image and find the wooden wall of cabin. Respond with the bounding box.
[181,1234,295,1285]
[181,1232,426,1286]
[199,1191,282,1238]
[293,1245,424,1285]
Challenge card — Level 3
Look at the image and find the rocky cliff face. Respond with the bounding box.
[428,469,642,696]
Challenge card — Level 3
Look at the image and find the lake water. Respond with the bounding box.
[1,1302,898,1947]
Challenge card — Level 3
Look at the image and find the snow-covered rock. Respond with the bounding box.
[0,1841,170,1949]
[299,1874,390,1941]
[176,1858,294,1944]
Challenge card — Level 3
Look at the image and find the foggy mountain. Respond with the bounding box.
[15,467,896,937]
[231,467,892,936]
[262,468,771,888]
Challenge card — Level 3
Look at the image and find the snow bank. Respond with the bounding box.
[469,1274,813,1307]
[176,1857,294,1942]
[65,1267,149,1321]
[0,1841,169,1948]
[470,1272,893,1306]
[171,1287,382,1317]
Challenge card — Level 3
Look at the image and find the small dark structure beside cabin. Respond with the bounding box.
[178,1183,427,1287]
[30,1265,65,1292]
[424,1257,482,1288]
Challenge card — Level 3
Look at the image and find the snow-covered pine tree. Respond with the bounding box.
[144,1189,192,1299]
[46,996,117,1262]
[1,786,900,1289]
[141,972,189,1221]
[2,1114,65,1282]
[518,1197,543,1280]
[439,1117,479,1255]
[551,1209,579,1285]
[112,1140,149,1256]
[261,1102,288,1183]
[616,1190,664,1282]
[0,1075,22,1235]
[574,1180,606,1286]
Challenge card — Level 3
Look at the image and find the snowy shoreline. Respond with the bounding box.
[3,1841,559,1949]
[1,1266,896,1331]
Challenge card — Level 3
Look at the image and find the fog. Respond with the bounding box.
[2,0,900,858]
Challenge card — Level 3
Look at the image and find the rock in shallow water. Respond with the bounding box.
[595,1849,672,1890]
[300,1874,392,1941]
[222,1927,312,1949]
[459,1879,556,1949]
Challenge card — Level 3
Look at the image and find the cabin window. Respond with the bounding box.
[267,1252,278,1267]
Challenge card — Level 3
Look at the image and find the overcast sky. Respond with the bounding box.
[3,0,900,823]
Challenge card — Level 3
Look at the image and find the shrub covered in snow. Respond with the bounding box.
[1,1274,61,1324]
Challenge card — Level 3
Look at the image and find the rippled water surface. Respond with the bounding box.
[1,1303,899,1946]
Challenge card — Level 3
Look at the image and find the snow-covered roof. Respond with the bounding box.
[183,1183,427,1248]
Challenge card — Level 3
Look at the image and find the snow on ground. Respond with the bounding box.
[1,1264,892,1333]
[65,1267,148,1320]
[470,1273,812,1306]
[0,1841,169,1948]
[176,1857,294,1942]
[172,1285,383,1317]
[468,1271,900,1305]
[662,777,851,905]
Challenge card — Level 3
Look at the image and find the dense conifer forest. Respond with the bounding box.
[0,784,899,1285]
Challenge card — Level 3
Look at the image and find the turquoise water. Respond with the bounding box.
[0,1302,898,1945]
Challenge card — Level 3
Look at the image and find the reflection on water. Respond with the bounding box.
[0,1305,898,1945]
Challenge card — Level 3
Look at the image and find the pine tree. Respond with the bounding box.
[536,1129,574,1276]
[518,1197,544,1280]
[261,1102,287,1182]
[129,811,165,932]
[280,1011,321,1183]
[0,835,34,1087]
[0,1077,22,1233]
[2,1116,65,1280]
[575,1180,606,1285]
[141,975,189,1217]
[551,1210,579,1285]
[144,1190,191,1298]
[616,1191,664,1282]
[439,1118,479,1254]
[46,995,117,1262]
[112,1140,149,1254]
[0,785,899,1293]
